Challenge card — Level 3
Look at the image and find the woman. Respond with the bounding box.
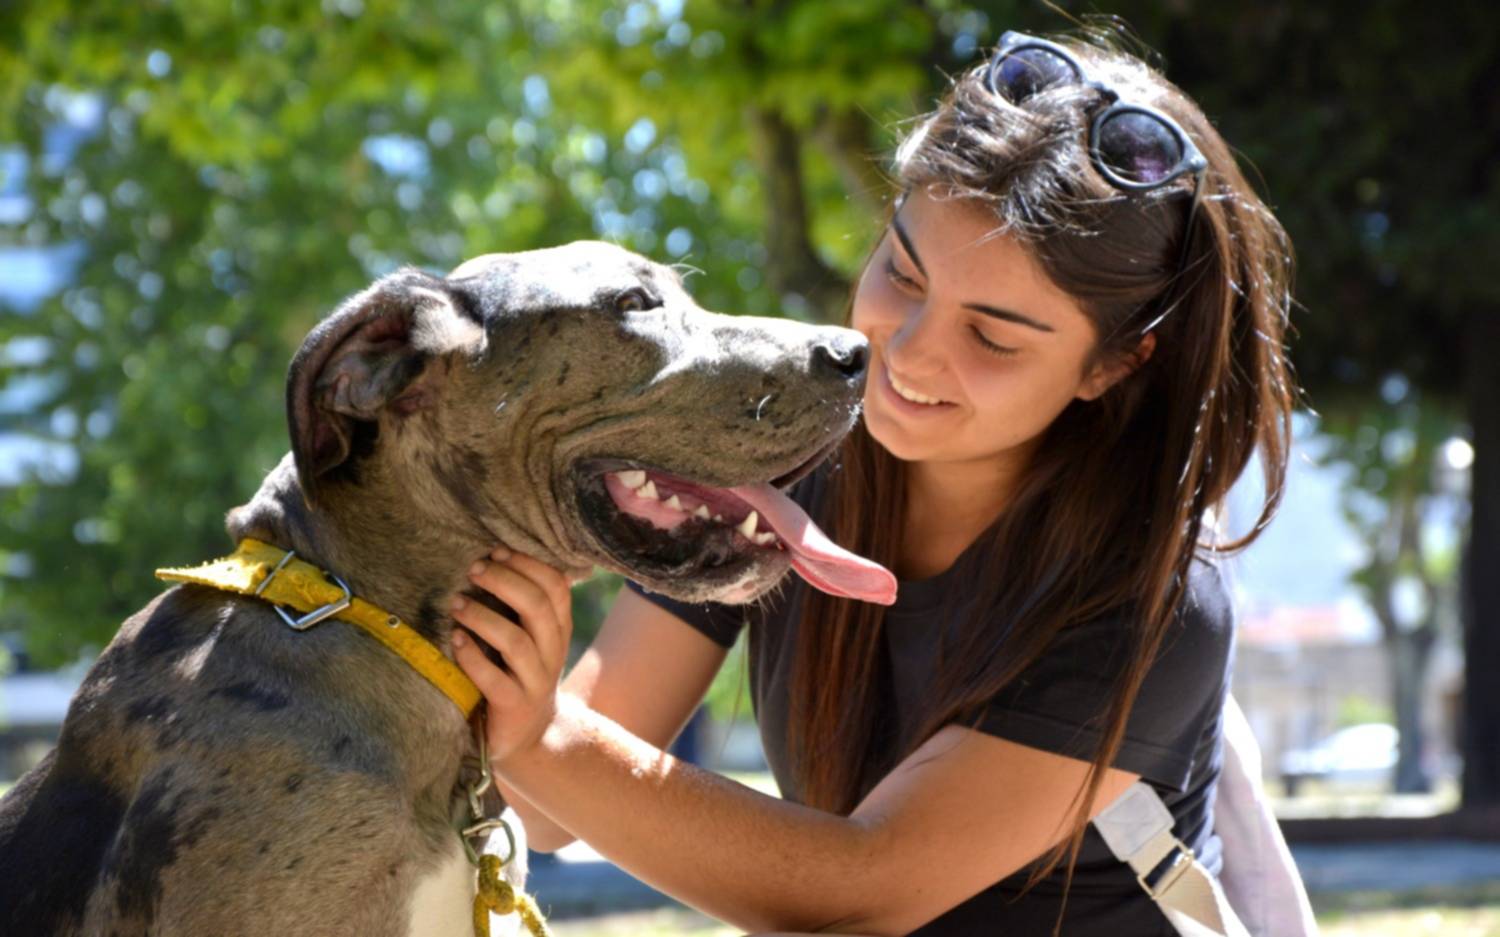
[448,30,1296,935]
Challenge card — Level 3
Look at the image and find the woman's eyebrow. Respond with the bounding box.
[963,302,1057,333]
[893,215,1056,334]
[890,216,927,277]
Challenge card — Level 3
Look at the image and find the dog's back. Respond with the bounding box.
[1,586,472,936]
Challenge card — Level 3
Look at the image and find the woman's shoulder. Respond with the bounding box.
[1177,554,1236,647]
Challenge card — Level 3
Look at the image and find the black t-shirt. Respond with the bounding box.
[627,470,1233,935]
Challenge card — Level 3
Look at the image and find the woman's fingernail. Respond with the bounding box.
[452,630,467,647]
[469,560,485,577]
[450,596,466,612]
[491,546,511,561]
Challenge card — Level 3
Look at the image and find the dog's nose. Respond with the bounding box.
[811,335,868,381]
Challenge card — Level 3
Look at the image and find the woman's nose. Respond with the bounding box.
[885,303,946,376]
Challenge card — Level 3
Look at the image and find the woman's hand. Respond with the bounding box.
[449,546,575,766]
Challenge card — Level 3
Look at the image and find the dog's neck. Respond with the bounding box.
[225,453,506,639]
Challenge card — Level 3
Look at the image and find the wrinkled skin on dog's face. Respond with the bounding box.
[286,241,894,606]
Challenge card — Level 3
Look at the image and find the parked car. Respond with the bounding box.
[1279,722,1399,796]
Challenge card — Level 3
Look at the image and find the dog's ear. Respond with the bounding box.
[286,270,482,505]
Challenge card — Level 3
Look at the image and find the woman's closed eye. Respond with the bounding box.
[884,257,920,291]
[970,326,1019,357]
[886,256,1018,357]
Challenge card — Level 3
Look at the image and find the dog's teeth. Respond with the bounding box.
[638,480,660,500]
[713,514,723,522]
[617,470,647,489]
[753,532,776,546]
[664,494,684,511]
[737,511,758,538]
[694,504,711,520]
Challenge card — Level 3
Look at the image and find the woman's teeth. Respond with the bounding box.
[889,371,946,406]
[610,471,779,546]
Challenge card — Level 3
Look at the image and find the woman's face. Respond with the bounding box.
[851,186,1125,469]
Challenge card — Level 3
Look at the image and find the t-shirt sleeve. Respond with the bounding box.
[623,579,752,649]
[974,560,1235,791]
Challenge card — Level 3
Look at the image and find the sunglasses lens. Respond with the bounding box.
[992,48,1077,103]
[1096,111,1186,185]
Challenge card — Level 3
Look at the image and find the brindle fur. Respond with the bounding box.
[0,241,868,936]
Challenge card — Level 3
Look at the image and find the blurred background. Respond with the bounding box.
[2,1,1497,933]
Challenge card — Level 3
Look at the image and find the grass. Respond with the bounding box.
[551,909,735,936]
[1313,882,1500,937]
[544,884,1500,937]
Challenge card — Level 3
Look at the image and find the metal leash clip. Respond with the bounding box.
[461,720,518,867]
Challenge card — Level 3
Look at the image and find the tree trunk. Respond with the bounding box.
[1462,307,1500,806]
[813,107,889,218]
[1391,626,1435,793]
[745,105,852,321]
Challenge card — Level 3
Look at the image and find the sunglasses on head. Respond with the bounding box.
[986,31,1208,331]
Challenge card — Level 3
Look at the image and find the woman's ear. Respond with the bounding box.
[1077,332,1156,402]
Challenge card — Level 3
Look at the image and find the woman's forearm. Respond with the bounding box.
[494,776,576,853]
[497,694,887,934]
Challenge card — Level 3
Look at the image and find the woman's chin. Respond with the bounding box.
[864,408,942,462]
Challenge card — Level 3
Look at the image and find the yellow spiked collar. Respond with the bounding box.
[156,538,481,718]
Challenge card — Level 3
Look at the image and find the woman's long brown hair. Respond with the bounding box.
[784,30,1297,895]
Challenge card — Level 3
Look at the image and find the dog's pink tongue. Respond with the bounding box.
[730,483,897,606]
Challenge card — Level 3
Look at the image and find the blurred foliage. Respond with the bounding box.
[0,0,1002,662]
[1334,694,1394,732]
[0,0,1495,670]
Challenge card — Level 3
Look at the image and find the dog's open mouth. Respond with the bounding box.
[574,457,896,606]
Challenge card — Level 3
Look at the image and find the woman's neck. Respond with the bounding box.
[898,445,1034,580]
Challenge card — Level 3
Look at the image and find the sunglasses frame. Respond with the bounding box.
[985,31,1209,332]
[986,31,1208,191]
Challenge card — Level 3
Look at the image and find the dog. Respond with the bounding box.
[0,240,893,936]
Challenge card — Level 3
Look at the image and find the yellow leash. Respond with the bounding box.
[474,853,551,937]
[156,539,552,936]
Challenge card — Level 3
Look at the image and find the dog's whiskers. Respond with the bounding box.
[669,261,705,281]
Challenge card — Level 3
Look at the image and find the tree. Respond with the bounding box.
[0,0,752,658]
[0,0,1001,661]
[1319,392,1467,793]
[1125,1,1500,806]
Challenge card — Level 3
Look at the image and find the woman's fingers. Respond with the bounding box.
[450,627,521,702]
[448,549,577,766]
[466,559,565,671]
[450,597,549,696]
[498,549,573,629]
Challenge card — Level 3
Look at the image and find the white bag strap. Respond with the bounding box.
[1093,782,1252,937]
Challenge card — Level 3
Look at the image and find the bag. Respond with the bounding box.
[1091,695,1318,937]
[1215,694,1319,935]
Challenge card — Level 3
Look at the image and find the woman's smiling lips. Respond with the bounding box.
[877,359,957,416]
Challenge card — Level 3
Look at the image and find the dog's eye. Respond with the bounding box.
[613,288,658,314]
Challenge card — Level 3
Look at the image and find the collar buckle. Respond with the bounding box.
[253,549,353,631]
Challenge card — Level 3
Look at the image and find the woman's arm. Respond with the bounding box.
[449,549,1138,935]
[491,583,730,852]
[502,698,1138,935]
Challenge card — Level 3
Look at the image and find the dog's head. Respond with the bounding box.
[286,240,894,605]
